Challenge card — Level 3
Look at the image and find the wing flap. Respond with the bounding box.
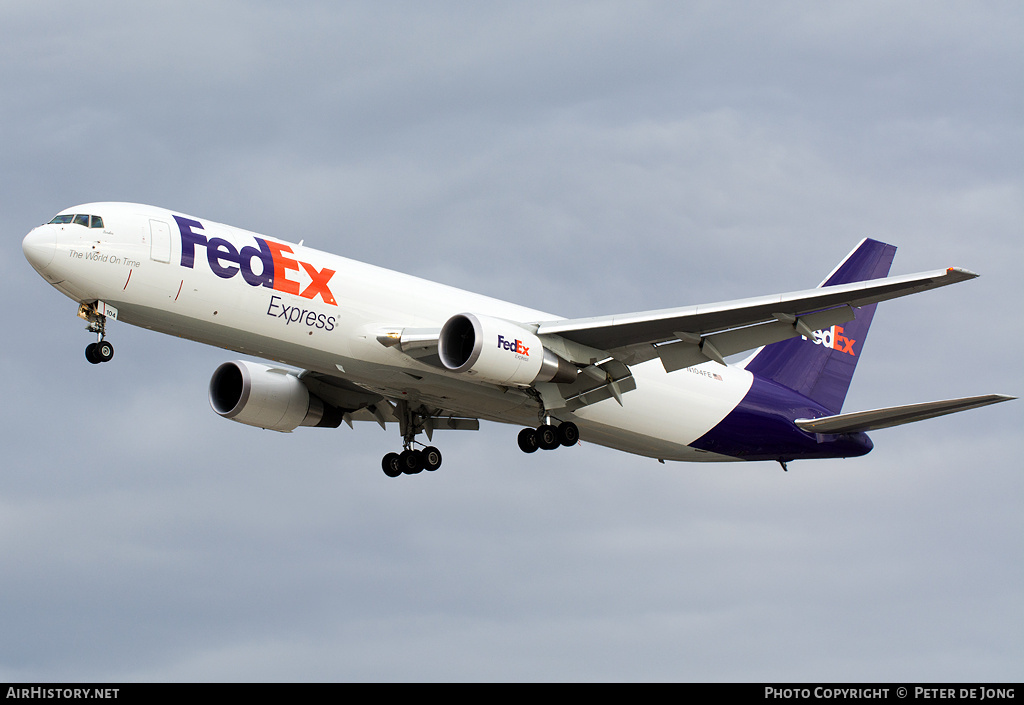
[794,394,1015,434]
[656,305,857,371]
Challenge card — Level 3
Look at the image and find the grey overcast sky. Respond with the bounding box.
[3,1,1021,682]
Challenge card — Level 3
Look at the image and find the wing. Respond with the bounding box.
[534,266,977,369]
[299,370,480,435]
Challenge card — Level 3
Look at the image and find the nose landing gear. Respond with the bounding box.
[79,302,115,364]
[85,339,114,364]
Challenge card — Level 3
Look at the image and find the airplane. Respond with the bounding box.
[22,202,1013,476]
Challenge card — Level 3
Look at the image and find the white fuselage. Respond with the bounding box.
[25,202,752,461]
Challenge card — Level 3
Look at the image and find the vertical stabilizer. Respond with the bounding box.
[743,238,896,414]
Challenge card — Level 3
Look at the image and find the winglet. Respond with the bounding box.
[947,266,979,279]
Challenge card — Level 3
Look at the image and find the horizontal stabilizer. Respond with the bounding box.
[795,394,1015,434]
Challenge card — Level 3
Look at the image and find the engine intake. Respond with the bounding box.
[438,313,576,387]
[209,360,343,432]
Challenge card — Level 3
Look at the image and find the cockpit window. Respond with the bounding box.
[48,213,104,228]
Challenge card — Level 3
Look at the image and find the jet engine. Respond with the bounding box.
[209,360,343,432]
[438,313,576,387]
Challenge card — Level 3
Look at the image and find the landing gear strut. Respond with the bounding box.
[518,421,579,454]
[79,302,114,364]
[381,401,444,478]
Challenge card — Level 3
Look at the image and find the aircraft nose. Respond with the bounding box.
[22,225,57,272]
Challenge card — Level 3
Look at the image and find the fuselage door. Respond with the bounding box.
[150,219,171,263]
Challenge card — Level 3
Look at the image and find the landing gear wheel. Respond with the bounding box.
[400,449,423,474]
[95,340,114,363]
[536,424,560,450]
[382,452,402,478]
[518,428,539,453]
[422,446,442,472]
[557,421,579,447]
[85,340,113,364]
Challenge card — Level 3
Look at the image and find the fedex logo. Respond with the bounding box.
[497,335,530,357]
[807,325,857,356]
[174,215,337,306]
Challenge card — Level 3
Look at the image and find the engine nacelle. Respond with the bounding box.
[209,360,342,432]
[438,313,577,387]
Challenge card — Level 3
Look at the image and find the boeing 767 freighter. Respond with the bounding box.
[22,203,1013,476]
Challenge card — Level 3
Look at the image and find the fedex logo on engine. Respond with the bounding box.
[807,325,857,356]
[497,335,530,358]
[174,215,337,306]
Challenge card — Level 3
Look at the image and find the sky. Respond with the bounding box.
[2,0,1021,682]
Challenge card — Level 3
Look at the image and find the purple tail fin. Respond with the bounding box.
[744,238,897,414]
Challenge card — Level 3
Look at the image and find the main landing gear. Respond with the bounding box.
[381,401,444,478]
[517,421,579,453]
[381,445,443,478]
[79,302,114,364]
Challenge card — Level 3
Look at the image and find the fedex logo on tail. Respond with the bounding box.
[807,325,857,356]
[497,335,530,357]
[174,215,337,306]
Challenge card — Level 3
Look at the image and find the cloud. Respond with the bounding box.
[3,1,1021,682]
